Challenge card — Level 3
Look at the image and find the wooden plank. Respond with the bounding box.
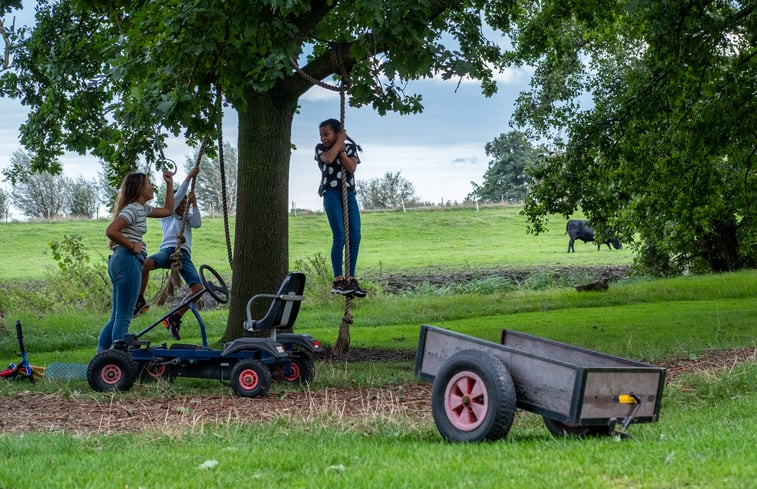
[501,329,655,368]
[579,369,665,420]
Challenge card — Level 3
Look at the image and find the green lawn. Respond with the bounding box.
[0,207,755,488]
[0,206,632,280]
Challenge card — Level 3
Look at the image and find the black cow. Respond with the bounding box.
[566,219,622,253]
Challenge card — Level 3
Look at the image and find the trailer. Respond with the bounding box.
[415,325,666,442]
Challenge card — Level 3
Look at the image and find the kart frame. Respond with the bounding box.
[87,265,322,398]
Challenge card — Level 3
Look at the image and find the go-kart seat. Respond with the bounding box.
[243,272,306,336]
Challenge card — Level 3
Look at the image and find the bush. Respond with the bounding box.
[47,234,111,311]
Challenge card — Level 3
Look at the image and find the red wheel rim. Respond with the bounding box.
[145,364,167,379]
[100,364,123,385]
[238,368,259,390]
[282,362,301,382]
[443,370,488,431]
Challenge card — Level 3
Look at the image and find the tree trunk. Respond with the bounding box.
[221,90,297,342]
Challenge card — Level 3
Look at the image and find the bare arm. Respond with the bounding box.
[106,216,142,254]
[319,131,357,173]
[149,170,175,218]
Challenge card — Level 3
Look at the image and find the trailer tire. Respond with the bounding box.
[431,350,516,442]
[230,359,271,398]
[542,417,610,438]
[87,349,138,392]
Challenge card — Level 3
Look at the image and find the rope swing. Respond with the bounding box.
[291,49,354,355]
[155,137,207,305]
[155,83,232,305]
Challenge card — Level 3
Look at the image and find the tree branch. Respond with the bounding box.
[1,16,13,71]
[281,0,457,98]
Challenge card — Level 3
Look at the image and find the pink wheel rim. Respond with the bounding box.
[282,362,301,382]
[101,364,123,385]
[145,364,167,379]
[444,370,488,431]
[238,368,259,390]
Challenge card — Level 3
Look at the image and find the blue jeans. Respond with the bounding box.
[149,247,201,285]
[97,246,145,352]
[323,190,361,277]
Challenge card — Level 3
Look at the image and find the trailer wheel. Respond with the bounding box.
[431,350,516,442]
[87,350,138,392]
[542,417,610,438]
[230,359,271,398]
[280,354,315,385]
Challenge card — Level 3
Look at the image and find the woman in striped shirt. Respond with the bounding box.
[96,170,175,352]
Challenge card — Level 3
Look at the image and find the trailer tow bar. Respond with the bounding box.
[612,393,642,438]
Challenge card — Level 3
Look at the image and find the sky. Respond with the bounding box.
[0,5,533,217]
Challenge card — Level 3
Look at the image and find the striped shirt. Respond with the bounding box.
[117,202,154,252]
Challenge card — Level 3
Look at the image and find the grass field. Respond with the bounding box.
[0,206,755,488]
[0,205,632,280]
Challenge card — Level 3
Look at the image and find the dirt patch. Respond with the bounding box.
[370,265,630,294]
[1,346,752,435]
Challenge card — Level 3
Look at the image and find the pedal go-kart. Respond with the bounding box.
[87,265,322,398]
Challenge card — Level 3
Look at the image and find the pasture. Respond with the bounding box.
[0,206,755,488]
[0,205,630,281]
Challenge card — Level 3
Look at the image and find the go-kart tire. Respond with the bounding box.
[230,359,272,398]
[88,349,138,392]
[280,354,315,385]
[542,417,610,438]
[431,350,516,442]
[137,361,176,382]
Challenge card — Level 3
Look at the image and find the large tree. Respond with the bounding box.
[469,130,542,203]
[357,171,420,209]
[0,186,9,222]
[1,1,515,341]
[5,149,68,220]
[67,176,99,218]
[505,0,756,274]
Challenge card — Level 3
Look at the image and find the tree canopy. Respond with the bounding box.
[7,150,68,220]
[469,130,543,203]
[504,0,755,274]
[357,171,420,209]
[1,0,516,341]
[3,0,752,346]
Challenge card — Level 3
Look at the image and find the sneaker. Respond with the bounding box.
[162,314,182,341]
[331,278,350,295]
[132,295,149,318]
[348,278,367,298]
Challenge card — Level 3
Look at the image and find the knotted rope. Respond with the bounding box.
[216,83,233,269]
[155,138,207,305]
[290,49,354,355]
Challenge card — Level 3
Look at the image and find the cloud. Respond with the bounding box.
[301,85,341,102]
[289,141,489,209]
[432,65,534,86]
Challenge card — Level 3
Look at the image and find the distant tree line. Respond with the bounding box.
[2,150,101,219]
[1,147,238,220]
[357,171,423,210]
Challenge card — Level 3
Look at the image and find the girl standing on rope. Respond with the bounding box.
[315,118,366,297]
[96,170,174,352]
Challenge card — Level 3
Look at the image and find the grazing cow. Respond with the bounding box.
[566,219,622,253]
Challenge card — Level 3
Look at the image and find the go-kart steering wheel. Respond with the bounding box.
[199,264,230,304]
